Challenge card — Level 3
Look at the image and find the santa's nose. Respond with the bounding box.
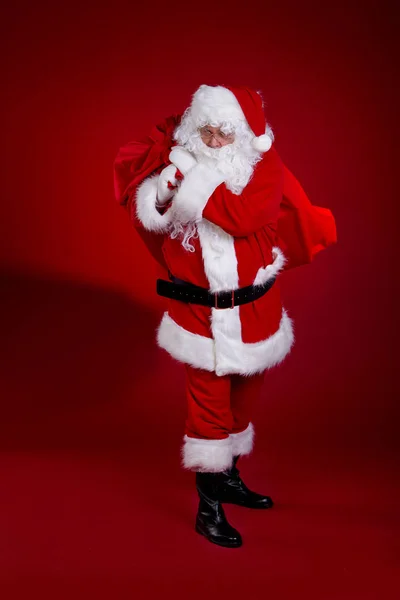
[208,136,221,148]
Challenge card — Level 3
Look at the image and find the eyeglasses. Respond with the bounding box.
[198,126,235,142]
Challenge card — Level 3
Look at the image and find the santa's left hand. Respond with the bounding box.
[169,146,197,176]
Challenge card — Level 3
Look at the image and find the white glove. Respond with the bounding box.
[156,164,178,205]
[169,146,197,176]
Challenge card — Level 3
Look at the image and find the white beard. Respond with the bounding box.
[171,115,263,251]
[181,132,261,195]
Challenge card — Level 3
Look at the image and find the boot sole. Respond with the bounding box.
[195,524,242,548]
[222,500,274,509]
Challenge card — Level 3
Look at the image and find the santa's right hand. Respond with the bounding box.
[156,164,178,204]
[169,146,197,176]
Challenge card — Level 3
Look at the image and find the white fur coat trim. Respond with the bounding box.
[197,220,238,293]
[230,423,255,456]
[157,308,294,376]
[212,307,294,376]
[157,313,215,371]
[196,220,294,375]
[182,435,233,472]
[169,164,225,225]
[253,246,287,286]
[135,174,172,233]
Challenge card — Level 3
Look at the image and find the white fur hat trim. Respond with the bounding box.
[190,85,246,127]
[252,133,273,152]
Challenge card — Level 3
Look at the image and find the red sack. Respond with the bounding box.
[113,115,181,270]
[113,115,337,271]
[114,114,181,213]
[278,165,337,269]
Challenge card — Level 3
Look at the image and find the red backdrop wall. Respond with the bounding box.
[1,0,397,429]
[0,2,398,596]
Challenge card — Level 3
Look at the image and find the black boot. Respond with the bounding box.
[218,455,274,509]
[195,472,242,548]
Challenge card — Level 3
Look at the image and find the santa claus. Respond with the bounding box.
[114,84,336,548]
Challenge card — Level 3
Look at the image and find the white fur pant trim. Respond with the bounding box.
[230,423,255,456]
[181,435,233,472]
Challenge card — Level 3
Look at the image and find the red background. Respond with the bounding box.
[0,1,398,598]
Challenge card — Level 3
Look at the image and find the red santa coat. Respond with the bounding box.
[114,117,337,377]
[135,146,295,376]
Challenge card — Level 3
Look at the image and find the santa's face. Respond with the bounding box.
[198,125,235,148]
[174,113,262,195]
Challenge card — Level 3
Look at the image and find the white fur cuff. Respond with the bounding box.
[230,423,255,456]
[181,435,233,472]
[135,175,173,233]
[170,163,225,225]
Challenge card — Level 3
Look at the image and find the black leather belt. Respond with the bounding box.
[156,274,276,309]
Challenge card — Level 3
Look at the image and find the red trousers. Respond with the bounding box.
[182,364,265,472]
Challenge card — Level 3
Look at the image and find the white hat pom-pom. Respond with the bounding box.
[252,133,272,152]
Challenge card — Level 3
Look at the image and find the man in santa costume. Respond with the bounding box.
[114,84,336,548]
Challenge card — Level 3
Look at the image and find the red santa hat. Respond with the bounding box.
[188,84,273,152]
